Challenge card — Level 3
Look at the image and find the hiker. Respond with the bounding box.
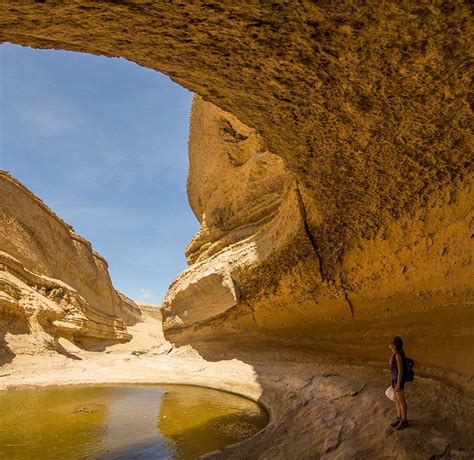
[389,336,409,430]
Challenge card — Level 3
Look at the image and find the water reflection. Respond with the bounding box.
[102,387,170,459]
[0,385,267,459]
[159,385,268,460]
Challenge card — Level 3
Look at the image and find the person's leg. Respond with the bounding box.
[391,380,401,419]
[394,388,409,429]
[394,393,402,418]
[398,390,407,421]
[390,393,402,426]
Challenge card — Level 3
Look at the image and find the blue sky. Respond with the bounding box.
[0,43,198,305]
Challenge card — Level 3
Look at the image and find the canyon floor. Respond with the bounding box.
[1,315,473,460]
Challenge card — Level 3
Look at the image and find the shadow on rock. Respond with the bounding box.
[43,336,82,361]
[0,331,15,366]
[164,328,474,459]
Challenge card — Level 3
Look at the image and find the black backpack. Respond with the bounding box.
[405,357,415,382]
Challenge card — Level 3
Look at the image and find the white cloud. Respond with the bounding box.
[137,288,154,301]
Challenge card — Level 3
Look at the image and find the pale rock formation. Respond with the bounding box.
[161,97,303,330]
[0,4,472,456]
[0,171,141,357]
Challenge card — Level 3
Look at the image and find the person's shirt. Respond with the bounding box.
[389,351,407,380]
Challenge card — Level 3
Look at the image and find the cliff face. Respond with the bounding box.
[161,97,300,329]
[163,97,473,377]
[0,172,141,354]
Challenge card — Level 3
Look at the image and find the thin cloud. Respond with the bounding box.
[137,288,155,301]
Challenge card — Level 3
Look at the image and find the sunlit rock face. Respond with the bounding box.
[0,172,141,350]
[0,2,472,374]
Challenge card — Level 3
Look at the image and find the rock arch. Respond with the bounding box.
[1,2,472,374]
[1,2,471,257]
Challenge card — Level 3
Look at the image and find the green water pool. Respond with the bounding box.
[0,384,268,459]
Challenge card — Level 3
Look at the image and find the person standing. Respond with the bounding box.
[389,336,409,430]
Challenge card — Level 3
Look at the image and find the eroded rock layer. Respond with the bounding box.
[0,172,141,356]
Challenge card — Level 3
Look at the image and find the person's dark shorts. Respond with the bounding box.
[391,379,405,390]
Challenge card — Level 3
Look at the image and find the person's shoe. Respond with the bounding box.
[394,420,410,430]
[390,417,401,427]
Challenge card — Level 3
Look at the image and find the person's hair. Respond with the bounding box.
[391,336,403,352]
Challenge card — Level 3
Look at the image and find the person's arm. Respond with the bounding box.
[395,353,403,392]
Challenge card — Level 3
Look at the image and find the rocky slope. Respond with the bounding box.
[0,171,142,360]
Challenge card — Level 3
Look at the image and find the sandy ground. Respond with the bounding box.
[1,327,473,460]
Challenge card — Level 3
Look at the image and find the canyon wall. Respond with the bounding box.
[0,171,141,355]
[0,2,472,375]
[163,97,473,378]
